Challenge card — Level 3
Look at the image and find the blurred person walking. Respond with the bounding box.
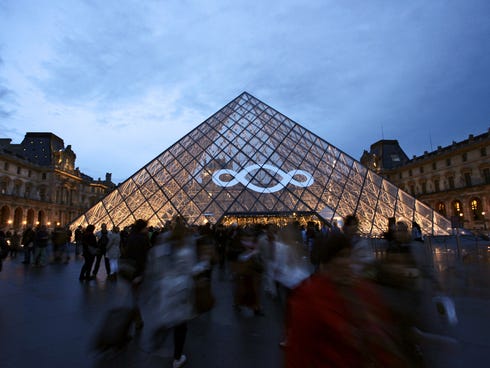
[79,225,97,281]
[51,225,68,263]
[0,231,8,272]
[74,225,83,257]
[233,227,265,316]
[21,226,35,264]
[33,224,50,267]
[257,224,278,298]
[9,230,21,259]
[122,219,151,330]
[92,223,111,278]
[342,215,375,277]
[285,217,414,367]
[144,215,200,368]
[105,226,121,281]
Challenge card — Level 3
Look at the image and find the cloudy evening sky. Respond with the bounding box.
[1,0,489,184]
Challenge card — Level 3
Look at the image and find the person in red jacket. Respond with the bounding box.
[285,218,414,368]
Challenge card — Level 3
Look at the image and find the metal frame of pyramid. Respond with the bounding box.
[70,92,450,236]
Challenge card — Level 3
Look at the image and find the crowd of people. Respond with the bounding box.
[0,224,72,267]
[0,215,455,367]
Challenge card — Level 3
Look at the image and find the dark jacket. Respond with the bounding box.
[82,231,97,256]
[124,232,151,277]
[35,228,50,248]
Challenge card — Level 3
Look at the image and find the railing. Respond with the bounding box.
[368,236,490,298]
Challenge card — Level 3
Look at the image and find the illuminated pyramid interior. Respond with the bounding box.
[71,92,450,236]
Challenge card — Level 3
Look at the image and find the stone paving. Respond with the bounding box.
[1,244,489,368]
[0,252,284,368]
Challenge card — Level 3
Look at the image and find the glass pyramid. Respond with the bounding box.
[70,92,450,236]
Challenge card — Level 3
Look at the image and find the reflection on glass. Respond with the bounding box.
[70,92,450,236]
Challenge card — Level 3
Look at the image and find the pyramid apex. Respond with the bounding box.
[71,92,451,237]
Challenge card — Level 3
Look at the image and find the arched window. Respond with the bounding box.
[470,198,483,220]
[0,205,10,227]
[452,200,463,218]
[437,202,446,216]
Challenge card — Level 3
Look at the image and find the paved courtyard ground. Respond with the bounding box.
[1,243,489,368]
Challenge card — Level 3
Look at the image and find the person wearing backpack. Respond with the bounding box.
[92,223,111,278]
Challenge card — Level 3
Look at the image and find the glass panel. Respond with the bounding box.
[124,188,146,212]
[146,158,164,177]
[71,92,449,235]
[132,200,155,222]
[101,190,124,212]
[147,190,169,213]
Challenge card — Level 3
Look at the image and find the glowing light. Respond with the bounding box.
[213,164,314,193]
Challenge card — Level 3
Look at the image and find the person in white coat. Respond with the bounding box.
[143,216,201,368]
[106,226,121,280]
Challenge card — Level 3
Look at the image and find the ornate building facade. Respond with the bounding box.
[0,132,115,232]
[361,128,490,232]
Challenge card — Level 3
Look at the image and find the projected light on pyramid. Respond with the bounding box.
[70,92,450,236]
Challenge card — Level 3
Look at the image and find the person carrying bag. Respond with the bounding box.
[142,216,210,368]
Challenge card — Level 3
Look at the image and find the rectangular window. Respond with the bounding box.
[432,162,437,170]
[484,168,490,184]
[446,158,451,166]
[28,170,32,177]
[420,166,424,173]
[448,176,455,189]
[399,173,402,179]
[410,185,415,195]
[17,166,21,174]
[421,182,427,194]
[42,173,47,180]
[434,180,440,192]
[4,162,9,170]
[462,152,467,162]
[464,173,472,186]
[409,169,412,177]
[481,147,487,157]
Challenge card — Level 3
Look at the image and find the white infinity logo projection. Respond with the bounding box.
[212,164,314,193]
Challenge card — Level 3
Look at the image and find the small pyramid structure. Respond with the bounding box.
[71,92,450,236]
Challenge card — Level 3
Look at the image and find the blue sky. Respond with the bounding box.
[1,0,489,184]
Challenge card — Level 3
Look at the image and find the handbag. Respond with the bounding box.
[193,272,215,314]
[118,258,138,281]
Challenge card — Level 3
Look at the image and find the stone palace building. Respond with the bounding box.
[361,128,490,233]
[0,132,115,232]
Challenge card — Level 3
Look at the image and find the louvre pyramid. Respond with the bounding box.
[71,92,450,236]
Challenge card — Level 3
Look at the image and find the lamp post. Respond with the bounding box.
[482,211,487,231]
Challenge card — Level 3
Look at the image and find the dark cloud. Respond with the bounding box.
[2,0,490,180]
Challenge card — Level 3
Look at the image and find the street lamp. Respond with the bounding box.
[482,211,487,231]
